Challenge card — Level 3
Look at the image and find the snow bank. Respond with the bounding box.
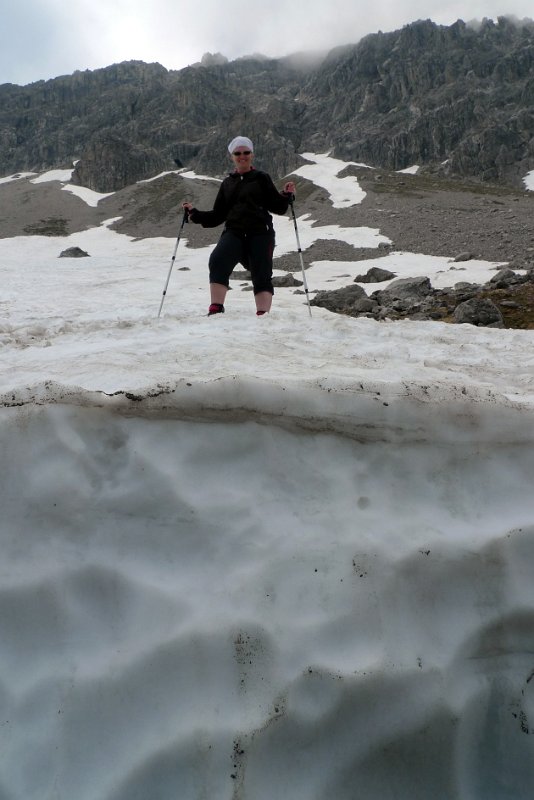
[2,152,534,798]
[30,168,75,183]
[2,384,534,799]
[292,152,370,207]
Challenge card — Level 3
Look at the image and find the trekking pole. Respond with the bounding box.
[288,198,312,317]
[157,208,189,318]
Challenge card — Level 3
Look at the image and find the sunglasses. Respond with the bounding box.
[233,150,251,156]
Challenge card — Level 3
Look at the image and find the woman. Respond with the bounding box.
[183,136,296,316]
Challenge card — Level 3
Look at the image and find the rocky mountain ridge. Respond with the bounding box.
[1,16,534,191]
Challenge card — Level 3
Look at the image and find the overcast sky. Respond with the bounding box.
[1,0,533,86]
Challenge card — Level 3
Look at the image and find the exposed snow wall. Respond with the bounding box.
[2,380,534,799]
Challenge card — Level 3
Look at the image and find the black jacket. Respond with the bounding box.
[189,169,291,235]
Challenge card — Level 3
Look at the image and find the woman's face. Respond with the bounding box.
[232,147,253,173]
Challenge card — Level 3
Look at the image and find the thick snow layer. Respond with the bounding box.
[397,164,420,174]
[292,152,369,207]
[2,154,534,799]
[3,400,534,800]
[523,169,534,191]
[61,184,115,206]
[30,168,75,183]
[30,168,114,206]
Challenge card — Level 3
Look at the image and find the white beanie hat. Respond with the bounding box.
[228,136,254,154]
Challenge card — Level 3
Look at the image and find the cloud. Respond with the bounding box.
[1,0,534,86]
[0,2,84,84]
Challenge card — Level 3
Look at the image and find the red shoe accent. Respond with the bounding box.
[256,310,267,316]
[208,303,225,315]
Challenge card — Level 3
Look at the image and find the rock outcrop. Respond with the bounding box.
[299,17,534,186]
[71,134,167,192]
[58,247,89,258]
[1,18,534,190]
[310,267,534,327]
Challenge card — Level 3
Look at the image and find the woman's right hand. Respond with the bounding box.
[182,202,193,212]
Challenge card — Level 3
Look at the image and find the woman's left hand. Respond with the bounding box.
[284,181,296,196]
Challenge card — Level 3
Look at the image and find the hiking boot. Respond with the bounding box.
[208,303,225,316]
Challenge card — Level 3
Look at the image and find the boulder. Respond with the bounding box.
[355,267,396,283]
[59,247,90,258]
[272,273,303,288]
[453,297,504,327]
[453,252,474,262]
[488,268,524,288]
[373,276,433,304]
[310,284,368,313]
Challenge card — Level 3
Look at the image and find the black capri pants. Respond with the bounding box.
[209,229,275,295]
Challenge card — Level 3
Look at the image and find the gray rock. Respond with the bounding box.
[355,266,396,283]
[373,276,433,304]
[199,52,229,67]
[453,252,474,263]
[272,273,303,288]
[352,297,379,313]
[453,298,504,327]
[72,133,167,193]
[59,246,90,258]
[310,284,368,313]
[454,281,479,290]
[488,268,524,288]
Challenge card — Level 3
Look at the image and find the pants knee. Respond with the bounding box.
[209,254,231,287]
[253,281,274,296]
